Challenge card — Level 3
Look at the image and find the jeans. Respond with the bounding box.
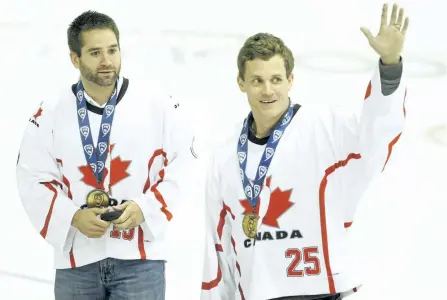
[54,258,165,300]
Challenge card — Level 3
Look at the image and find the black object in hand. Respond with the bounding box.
[100,210,123,221]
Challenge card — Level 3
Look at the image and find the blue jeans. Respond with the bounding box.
[54,258,165,300]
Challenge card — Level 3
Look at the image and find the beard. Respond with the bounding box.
[79,62,120,87]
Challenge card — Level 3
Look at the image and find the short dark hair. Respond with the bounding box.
[237,32,294,80]
[67,10,120,56]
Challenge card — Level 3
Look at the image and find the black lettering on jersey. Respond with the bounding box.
[244,229,303,248]
[290,230,303,239]
[174,103,179,109]
[262,232,274,241]
[29,118,40,128]
[276,231,288,240]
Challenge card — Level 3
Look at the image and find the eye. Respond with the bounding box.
[272,77,282,84]
[109,48,117,54]
[91,51,100,57]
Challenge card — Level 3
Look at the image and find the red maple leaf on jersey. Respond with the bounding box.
[239,176,294,228]
[79,144,131,192]
[33,107,43,120]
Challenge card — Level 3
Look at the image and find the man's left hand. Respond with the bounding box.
[111,201,145,230]
[361,3,410,65]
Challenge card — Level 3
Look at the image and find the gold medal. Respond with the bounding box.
[242,212,259,239]
[86,189,110,208]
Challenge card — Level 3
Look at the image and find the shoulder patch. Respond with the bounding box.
[29,103,44,128]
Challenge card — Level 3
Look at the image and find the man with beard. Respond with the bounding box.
[16,11,196,299]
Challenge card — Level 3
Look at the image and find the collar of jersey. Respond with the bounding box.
[71,76,129,115]
[247,101,301,146]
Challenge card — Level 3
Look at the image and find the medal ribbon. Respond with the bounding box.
[75,80,118,187]
[237,105,294,208]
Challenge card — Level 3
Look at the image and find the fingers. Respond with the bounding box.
[401,17,409,35]
[90,207,109,215]
[112,208,130,224]
[79,202,139,238]
[84,222,110,238]
[91,217,111,229]
[112,209,135,230]
[394,6,409,35]
[389,3,397,25]
[379,3,409,35]
[86,228,108,238]
[111,201,130,211]
[380,3,388,31]
[389,4,407,29]
[360,27,375,44]
[88,208,111,228]
[85,210,111,228]
[113,218,134,231]
[396,7,404,26]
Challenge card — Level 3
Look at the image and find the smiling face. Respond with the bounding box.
[236,33,295,128]
[238,55,293,121]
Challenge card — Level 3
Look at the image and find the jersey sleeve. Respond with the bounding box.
[16,101,80,252]
[331,58,407,226]
[201,155,238,300]
[133,94,197,241]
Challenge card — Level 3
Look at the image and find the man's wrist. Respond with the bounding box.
[380,55,401,65]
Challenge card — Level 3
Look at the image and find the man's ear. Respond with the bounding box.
[237,75,246,92]
[70,51,80,69]
[287,72,294,91]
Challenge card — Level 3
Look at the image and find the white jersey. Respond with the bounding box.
[16,76,196,269]
[200,63,407,300]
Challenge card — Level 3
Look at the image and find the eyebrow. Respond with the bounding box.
[250,74,283,78]
[86,44,119,52]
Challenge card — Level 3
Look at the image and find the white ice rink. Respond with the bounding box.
[0,0,446,299]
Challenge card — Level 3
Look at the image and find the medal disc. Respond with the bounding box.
[242,212,259,239]
[86,189,110,208]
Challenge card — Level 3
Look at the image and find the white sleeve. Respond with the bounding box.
[133,94,197,241]
[330,59,407,226]
[201,156,238,300]
[16,101,80,252]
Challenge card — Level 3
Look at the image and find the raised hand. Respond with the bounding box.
[361,3,410,65]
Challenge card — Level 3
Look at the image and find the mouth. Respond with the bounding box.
[98,71,114,74]
[260,100,277,104]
